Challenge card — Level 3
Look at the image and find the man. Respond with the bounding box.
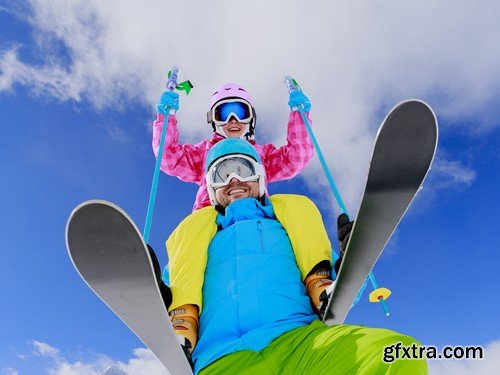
[165,139,427,374]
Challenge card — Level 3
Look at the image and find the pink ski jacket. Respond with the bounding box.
[152,111,314,211]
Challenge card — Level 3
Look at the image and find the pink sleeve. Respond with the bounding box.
[152,114,205,184]
[258,111,314,183]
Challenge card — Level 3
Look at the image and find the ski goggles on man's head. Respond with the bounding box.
[208,99,254,127]
[208,154,260,189]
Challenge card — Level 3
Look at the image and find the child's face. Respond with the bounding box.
[221,118,246,138]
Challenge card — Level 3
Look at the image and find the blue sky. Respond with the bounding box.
[1,1,499,374]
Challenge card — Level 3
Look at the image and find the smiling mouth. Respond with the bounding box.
[227,187,247,196]
[228,127,242,132]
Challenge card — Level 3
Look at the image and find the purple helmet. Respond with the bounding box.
[207,83,257,139]
[209,83,254,108]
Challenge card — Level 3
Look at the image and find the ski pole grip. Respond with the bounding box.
[167,66,180,91]
[283,76,300,93]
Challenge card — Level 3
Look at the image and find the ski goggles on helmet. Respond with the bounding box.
[207,99,254,127]
[207,154,261,189]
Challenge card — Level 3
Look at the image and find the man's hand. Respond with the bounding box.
[337,213,353,256]
[334,213,354,274]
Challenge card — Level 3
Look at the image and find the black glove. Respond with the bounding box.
[337,213,353,256]
[147,245,172,308]
[334,213,354,274]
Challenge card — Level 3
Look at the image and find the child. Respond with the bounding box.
[152,82,315,211]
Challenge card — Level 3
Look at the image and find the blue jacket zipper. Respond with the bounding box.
[257,221,264,252]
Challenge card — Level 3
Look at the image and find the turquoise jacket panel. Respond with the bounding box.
[193,198,316,373]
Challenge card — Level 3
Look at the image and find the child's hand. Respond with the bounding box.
[288,91,311,113]
[157,91,180,114]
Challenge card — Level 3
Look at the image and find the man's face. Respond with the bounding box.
[215,178,260,208]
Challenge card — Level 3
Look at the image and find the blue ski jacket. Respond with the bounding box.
[166,195,334,311]
[192,197,318,373]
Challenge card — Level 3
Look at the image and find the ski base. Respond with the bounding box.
[66,200,193,375]
[323,100,438,325]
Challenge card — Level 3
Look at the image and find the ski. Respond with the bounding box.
[66,200,193,375]
[323,99,438,326]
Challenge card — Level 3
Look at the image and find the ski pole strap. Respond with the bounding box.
[143,67,181,242]
[283,75,389,316]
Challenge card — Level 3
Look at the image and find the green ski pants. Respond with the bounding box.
[200,320,427,374]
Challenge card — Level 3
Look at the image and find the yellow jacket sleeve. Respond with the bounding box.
[166,206,218,312]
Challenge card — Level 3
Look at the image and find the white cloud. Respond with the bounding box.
[14,340,169,375]
[48,361,104,375]
[1,0,496,207]
[11,339,500,375]
[410,153,477,210]
[32,340,61,358]
[431,157,476,190]
[45,347,169,375]
[17,340,61,361]
[115,348,168,375]
[428,340,500,375]
[102,123,133,145]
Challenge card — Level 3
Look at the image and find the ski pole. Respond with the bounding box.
[143,67,180,243]
[283,76,390,316]
[368,273,391,316]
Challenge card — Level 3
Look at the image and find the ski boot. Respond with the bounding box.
[305,261,334,319]
[170,304,199,365]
